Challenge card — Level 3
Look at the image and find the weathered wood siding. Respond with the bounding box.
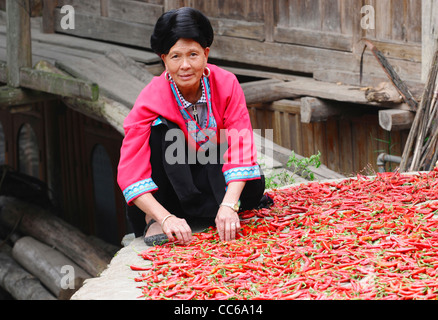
[250,101,409,176]
[49,0,423,82]
[42,0,424,176]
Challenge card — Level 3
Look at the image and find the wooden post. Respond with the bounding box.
[0,251,56,300]
[422,0,438,83]
[12,236,91,300]
[379,109,415,132]
[0,196,112,277]
[42,0,58,33]
[6,0,32,87]
[300,97,343,124]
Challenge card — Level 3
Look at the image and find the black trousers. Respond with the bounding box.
[126,119,265,237]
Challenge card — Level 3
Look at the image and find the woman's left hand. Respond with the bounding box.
[215,206,241,242]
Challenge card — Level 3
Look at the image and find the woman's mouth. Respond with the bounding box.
[179,74,194,81]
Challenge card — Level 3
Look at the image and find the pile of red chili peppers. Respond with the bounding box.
[131,170,438,300]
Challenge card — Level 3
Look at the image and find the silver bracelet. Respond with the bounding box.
[161,214,174,232]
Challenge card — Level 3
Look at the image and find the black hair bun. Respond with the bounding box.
[150,7,214,56]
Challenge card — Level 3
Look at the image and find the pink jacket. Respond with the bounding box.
[117,64,260,205]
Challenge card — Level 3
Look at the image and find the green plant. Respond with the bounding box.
[265,151,322,189]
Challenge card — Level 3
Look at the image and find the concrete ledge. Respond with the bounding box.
[71,237,147,300]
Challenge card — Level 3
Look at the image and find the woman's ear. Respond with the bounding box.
[204,47,210,60]
[161,53,167,67]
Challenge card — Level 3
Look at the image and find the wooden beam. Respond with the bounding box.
[6,0,32,87]
[0,196,112,277]
[41,0,58,33]
[12,236,91,300]
[0,86,57,107]
[19,66,99,101]
[242,79,298,105]
[274,27,352,52]
[275,76,413,109]
[0,250,56,300]
[274,77,372,105]
[37,60,128,135]
[379,109,415,132]
[104,49,154,84]
[300,97,343,124]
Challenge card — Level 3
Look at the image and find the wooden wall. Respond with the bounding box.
[249,100,409,176]
[48,0,423,84]
[42,0,424,175]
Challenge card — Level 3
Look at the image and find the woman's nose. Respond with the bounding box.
[180,58,190,69]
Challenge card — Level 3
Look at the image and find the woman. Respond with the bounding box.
[117,7,270,246]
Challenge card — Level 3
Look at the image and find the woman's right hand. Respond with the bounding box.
[161,215,193,245]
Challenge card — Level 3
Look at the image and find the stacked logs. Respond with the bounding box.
[400,48,438,172]
[0,168,118,300]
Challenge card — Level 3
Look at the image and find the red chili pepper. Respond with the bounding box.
[131,171,438,300]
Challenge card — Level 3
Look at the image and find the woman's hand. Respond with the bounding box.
[215,206,241,242]
[162,215,193,245]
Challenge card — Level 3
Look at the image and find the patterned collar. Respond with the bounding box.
[170,77,207,110]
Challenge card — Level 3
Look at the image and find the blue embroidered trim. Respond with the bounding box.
[223,166,261,184]
[152,117,163,127]
[123,178,158,203]
[170,77,217,150]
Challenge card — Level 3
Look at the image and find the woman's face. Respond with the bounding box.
[161,38,210,96]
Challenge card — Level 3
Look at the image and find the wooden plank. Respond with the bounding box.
[19,66,99,101]
[274,77,379,105]
[210,36,422,83]
[41,0,57,33]
[301,122,315,159]
[209,17,264,41]
[57,0,100,15]
[107,0,163,25]
[100,0,109,17]
[326,118,340,173]
[422,0,438,82]
[273,110,282,146]
[339,118,354,175]
[274,26,352,52]
[313,69,424,100]
[368,40,422,63]
[105,48,154,84]
[280,110,291,150]
[55,55,146,107]
[313,121,327,166]
[6,0,31,87]
[53,9,154,49]
[292,113,302,154]
[263,0,274,42]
